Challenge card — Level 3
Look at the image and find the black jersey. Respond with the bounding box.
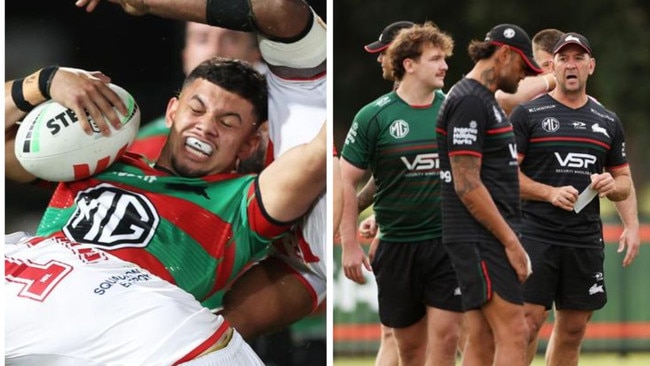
[511,94,628,248]
[436,78,521,243]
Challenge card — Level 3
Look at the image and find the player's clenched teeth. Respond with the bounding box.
[185,136,213,156]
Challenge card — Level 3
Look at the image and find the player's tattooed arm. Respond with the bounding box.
[450,154,529,281]
[450,155,516,243]
[356,176,376,212]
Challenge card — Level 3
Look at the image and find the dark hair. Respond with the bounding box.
[386,21,454,81]
[532,28,564,54]
[184,57,268,126]
[467,40,499,64]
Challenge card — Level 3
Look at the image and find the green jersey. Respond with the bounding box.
[35,153,290,307]
[342,90,445,241]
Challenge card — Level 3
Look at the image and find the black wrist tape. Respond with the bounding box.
[206,0,254,31]
[11,78,36,113]
[38,65,59,99]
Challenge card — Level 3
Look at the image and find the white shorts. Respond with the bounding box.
[266,71,327,306]
[5,234,263,365]
[268,192,327,307]
[262,11,328,306]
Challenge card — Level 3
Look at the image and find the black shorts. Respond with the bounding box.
[444,241,523,311]
[523,238,606,311]
[372,238,462,328]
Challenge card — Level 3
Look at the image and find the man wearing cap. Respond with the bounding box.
[495,28,564,116]
[510,32,635,366]
[436,23,541,365]
[354,20,416,223]
[343,20,414,366]
[341,22,462,366]
[364,21,416,82]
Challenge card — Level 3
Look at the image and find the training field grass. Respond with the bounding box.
[334,353,650,366]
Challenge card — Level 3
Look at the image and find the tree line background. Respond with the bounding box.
[333,0,650,218]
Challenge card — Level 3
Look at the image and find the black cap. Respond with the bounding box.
[364,21,415,53]
[485,24,543,74]
[552,32,592,55]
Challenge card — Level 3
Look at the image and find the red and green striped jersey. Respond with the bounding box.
[127,116,168,162]
[35,152,291,306]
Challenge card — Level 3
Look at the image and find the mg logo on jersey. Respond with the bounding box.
[554,152,597,168]
[63,183,160,249]
[401,153,439,171]
[389,119,409,139]
[541,117,560,132]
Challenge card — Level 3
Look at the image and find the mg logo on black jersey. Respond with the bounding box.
[63,183,160,249]
[542,117,560,133]
[389,119,409,139]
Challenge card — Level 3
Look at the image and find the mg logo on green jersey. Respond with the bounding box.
[389,119,409,139]
[63,183,160,249]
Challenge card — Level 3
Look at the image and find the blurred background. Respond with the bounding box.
[5,1,326,365]
[333,0,650,363]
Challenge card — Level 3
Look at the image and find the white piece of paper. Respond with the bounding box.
[573,186,598,213]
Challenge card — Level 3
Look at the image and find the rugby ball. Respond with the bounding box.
[15,83,140,182]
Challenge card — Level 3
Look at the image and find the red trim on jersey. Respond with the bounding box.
[173,319,231,365]
[272,70,326,82]
[530,136,611,149]
[409,103,433,109]
[295,229,320,263]
[487,126,513,134]
[449,150,482,158]
[384,143,437,154]
[264,139,275,167]
[436,128,447,135]
[607,162,630,171]
[110,247,176,284]
[47,183,79,209]
[26,236,49,246]
[247,184,292,238]
[45,232,176,284]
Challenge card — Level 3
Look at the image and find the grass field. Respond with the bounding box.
[334,353,650,366]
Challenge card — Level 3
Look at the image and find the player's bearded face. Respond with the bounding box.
[159,79,258,177]
[498,53,527,94]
